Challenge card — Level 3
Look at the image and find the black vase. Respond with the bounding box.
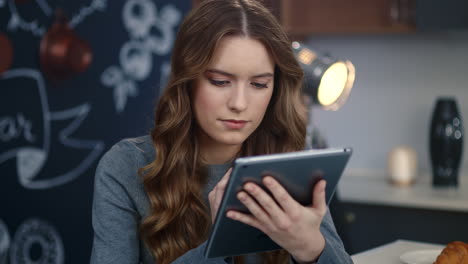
[429,97,464,187]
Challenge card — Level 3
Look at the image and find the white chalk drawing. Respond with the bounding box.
[0,69,104,189]
[123,0,156,39]
[6,0,48,36]
[0,69,50,168]
[9,218,64,264]
[36,0,52,16]
[43,104,105,189]
[0,219,10,264]
[0,113,36,143]
[101,0,181,113]
[69,0,107,28]
[121,40,153,81]
[101,66,138,113]
[6,0,107,37]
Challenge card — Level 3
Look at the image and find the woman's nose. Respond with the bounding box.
[227,85,248,112]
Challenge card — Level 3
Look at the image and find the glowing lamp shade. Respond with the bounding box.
[292,41,355,111]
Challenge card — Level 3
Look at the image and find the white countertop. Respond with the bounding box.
[337,169,468,212]
[352,239,444,264]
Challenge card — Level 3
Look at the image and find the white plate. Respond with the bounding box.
[400,249,443,264]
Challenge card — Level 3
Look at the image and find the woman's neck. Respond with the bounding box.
[198,135,241,165]
[200,143,241,165]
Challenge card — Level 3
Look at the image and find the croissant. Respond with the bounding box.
[433,241,468,264]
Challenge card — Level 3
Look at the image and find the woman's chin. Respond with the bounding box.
[220,138,246,146]
[216,134,249,146]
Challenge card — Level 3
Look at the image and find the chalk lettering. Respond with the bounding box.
[0,113,35,142]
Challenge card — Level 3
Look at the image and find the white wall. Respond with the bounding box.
[307,32,468,173]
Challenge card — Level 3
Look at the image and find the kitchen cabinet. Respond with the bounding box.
[330,200,468,254]
[330,169,468,254]
[192,0,468,38]
[192,0,417,38]
[263,0,416,37]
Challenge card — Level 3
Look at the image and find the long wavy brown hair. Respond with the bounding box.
[138,0,306,263]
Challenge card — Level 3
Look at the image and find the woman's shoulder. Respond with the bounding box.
[93,135,154,219]
[103,135,155,166]
[95,135,155,183]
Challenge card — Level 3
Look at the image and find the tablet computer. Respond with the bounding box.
[204,147,352,258]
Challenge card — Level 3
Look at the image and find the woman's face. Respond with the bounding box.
[193,36,275,152]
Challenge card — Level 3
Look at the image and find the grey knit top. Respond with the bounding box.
[90,136,353,264]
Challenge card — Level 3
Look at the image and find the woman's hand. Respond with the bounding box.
[226,177,328,263]
[208,168,232,223]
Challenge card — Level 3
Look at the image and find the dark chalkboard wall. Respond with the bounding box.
[0,1,190,263]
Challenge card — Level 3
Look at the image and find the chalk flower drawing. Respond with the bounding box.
[101,0,181,113]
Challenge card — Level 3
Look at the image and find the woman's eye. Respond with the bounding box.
[209,79,229,86]
[252,82,268,89]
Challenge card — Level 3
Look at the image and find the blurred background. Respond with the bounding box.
[0,1,190,263]
[1,0,467,263]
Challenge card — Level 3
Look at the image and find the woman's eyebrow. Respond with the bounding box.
[206,69,235,78]
[251,73,274,78]
[206,69,273,78]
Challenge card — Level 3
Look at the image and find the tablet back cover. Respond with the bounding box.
[205,148,352,258]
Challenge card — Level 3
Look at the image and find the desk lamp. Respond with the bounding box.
[292,41,356,148]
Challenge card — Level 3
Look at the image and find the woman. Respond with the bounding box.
[90,0,353,263]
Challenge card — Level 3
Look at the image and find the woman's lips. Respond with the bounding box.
[221,119,248,129]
